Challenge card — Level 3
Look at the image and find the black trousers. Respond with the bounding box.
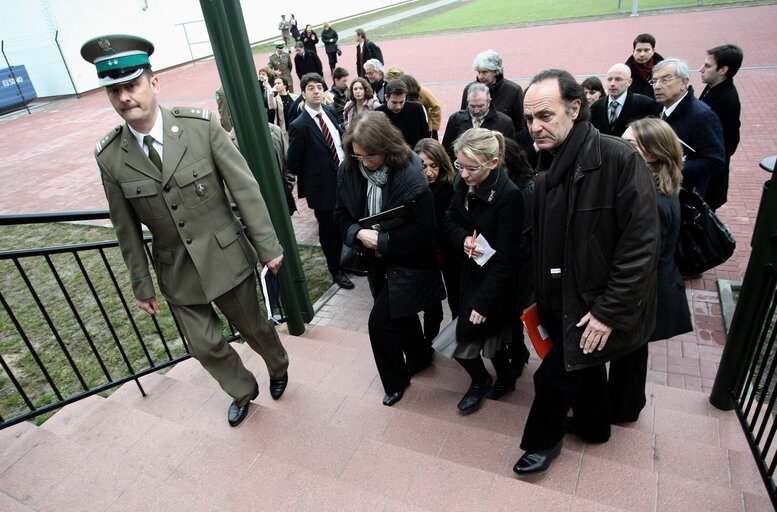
[607,343,648,423]
[520,325,611,452]
[314,209,342,278]
[326,52,338,72]
[368,276,429,394]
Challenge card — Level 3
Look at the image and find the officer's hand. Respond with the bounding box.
[577,312,613,354]
[137,297,161,315]
[265,254,284,275]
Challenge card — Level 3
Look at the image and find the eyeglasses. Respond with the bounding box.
[454,160,486,174]
[648,75,679,86]
[351,154,380,163]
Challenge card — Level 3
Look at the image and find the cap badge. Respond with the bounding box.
[97,38,115,54]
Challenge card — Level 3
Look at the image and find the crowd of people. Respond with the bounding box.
[81,24,743,477]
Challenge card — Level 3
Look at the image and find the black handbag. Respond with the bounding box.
[675,187,735,278]
[340,245,370,276]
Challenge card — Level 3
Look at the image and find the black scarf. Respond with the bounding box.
[536,122,590,322]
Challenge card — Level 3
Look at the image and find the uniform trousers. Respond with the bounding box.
[170,273,289,407]
[368,274,430,394]
[607,343,649,423]
[520,325,611,452]
[314,209,343,278]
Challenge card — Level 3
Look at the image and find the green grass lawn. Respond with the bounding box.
[383,0,753,37]
[0,222,328,425]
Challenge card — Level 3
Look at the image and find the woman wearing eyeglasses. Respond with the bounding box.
[335,111,444,407]
[440,128,524,414]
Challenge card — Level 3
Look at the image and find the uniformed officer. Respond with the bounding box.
[81,34,289,427]
[268,41,294,93]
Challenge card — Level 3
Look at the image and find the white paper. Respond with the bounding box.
[472,233,496,266]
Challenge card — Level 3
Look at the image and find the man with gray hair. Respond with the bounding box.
[442,82,515,161]
[652,58,725,196]
[590,63,657,137]
[460,50,527,140]
[364,58,387,103]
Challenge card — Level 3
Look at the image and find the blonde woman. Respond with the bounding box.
[610,117,692,423]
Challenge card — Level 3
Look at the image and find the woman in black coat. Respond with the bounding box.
[610,118,693,422]
[301,24,319,55]
[335,111,443,407]
[321,22,339,74]
[440,128,524,414]
[414,138,459,343]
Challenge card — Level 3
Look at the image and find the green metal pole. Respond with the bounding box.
[199,0,313,334]
[710,160,777,409]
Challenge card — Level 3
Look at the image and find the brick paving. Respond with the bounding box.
[1,4,776,395]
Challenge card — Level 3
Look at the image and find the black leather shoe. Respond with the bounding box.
[228,387,258,427]
[513,441,562,475]
[487,378,515,400]
[269,373,288,400]
[457,378,492,413]
[382,388,405,406]
[334,272,355,289]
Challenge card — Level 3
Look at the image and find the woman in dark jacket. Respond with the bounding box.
[321,22,339,74]
[439,128,524,414]
[414,138,459,343]
[610,118,693,422]
[301,24,319,55]
[335,111,443,407]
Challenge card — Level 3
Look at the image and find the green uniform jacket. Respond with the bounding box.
[94,106,283,306]
[268,52,293,87]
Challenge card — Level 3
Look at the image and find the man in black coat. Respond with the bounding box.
[376,80,429,149]
[625,33,664,99]
[513,69,658,476]
[653,58,725,197]
[590,63,658,137]
[287,73,354,290]
[442,82,515,161]
[293,42,323,82]
[355,28,383,78]
[699,44,743,210]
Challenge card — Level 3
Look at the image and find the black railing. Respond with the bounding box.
[0,210,260,430]
[711,156,777,508]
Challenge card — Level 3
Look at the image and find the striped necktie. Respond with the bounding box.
[609,101,618,127]
[317,113,340,168]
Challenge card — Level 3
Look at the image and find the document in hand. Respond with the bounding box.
[260,266,282,325]
[358,202,413,231]
[520,304,553,359]
[472,233,496,267]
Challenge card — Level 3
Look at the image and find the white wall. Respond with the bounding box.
[0,0,398,96]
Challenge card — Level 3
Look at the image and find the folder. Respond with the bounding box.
[520,303,553,360]
[358,202,413,231]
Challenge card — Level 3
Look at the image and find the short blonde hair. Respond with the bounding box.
[385,67,404,82]
[453,128,505,165]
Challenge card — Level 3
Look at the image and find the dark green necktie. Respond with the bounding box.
[143,135,162,172]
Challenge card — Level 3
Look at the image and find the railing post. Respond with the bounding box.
[710,156,777,409]
[198,0,313,335]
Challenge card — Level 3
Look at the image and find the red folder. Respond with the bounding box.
[520,304,553,360]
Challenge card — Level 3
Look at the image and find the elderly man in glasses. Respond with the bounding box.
[652,58,725,197]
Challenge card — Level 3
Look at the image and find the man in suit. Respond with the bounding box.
[287,73,354,290]
[376,80,429,149]
[590,63,658,137]
[442,82,515,161]
[81,35,290,428]
[293,42,323,83]
[652,58,725,197]
[699,44,743,210]
[268,41,294,93]
[355,28,383,79]
[625,33,664,99]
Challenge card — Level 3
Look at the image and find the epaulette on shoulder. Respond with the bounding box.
[95,125,122,155]
[171,107,212,121]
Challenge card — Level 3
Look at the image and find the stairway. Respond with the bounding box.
[0,324,772,511]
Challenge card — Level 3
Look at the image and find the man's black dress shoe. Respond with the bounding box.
[228,387,259,427]
[513,441,562,475]
[269,373,288,400]
[457,378,492,413]
[486,378,515,400]
[334,272,355,289]
[382,388,405,406]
